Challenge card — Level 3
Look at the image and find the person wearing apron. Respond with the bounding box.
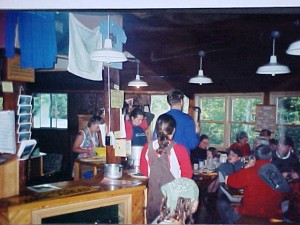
[140,114,193,223]
[125,107,149,171]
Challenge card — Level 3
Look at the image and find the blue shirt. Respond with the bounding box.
[218,160,244,178]
[166,109,200,153]
[131,126,147,146]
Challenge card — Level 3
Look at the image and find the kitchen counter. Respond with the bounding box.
[0,172,147,224]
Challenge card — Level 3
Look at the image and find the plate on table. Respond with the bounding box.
[129,173,148,179]
[80,157,106,162]
[193,169,201,175]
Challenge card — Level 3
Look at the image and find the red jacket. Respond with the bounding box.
[229,142,251,156]
[227,160,286,219]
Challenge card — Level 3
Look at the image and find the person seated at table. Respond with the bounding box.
[260,129,272,140]
[269,138,279,152]
[272,136,300,174]
[72,115,104,159]
[206,147,220,172]
[152,178,199,224]
[283,165,300,223]
[190,134,209,165]
[140,113,193,223]
[229,131,251,156]
[252,136,269,152]
[207,146,220,161]
[217,148,244,183]
[218,145,287,224]
[216,148,244,215]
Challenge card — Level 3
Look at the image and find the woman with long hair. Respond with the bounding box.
[140,113,193,223]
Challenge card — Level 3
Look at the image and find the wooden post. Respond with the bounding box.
[0,155,19,198]
[106,145,121,164]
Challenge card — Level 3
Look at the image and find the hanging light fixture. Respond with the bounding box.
[90,15,127,63]
[286,39,300,55]
[189,51,213,85]
[256,31,290,76]
[128,60,148,88]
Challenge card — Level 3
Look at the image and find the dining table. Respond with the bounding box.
[73,157,106,181]
[192,169,219,205]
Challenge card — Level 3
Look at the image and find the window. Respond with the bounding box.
[150,94,190,133]
[33,93,68,129]
[270,92,300,152]
[195,93,263,149]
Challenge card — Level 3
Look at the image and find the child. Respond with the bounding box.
[154,178,199,225]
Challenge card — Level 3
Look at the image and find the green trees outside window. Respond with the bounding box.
[33,93,68,129]
[196,94,263,149]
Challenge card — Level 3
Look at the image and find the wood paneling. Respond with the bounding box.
[0,182,145,224]
[0,155,19,198]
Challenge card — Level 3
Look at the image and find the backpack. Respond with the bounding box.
[258,163,290,192]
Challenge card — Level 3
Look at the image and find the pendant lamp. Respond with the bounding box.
[286,39,300,55]
[90,15,127,63]
[128,60,148,88]
[189,51,213,85]
[256,31,290,76]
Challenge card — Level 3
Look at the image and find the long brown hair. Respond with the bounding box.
[155,114,176,154]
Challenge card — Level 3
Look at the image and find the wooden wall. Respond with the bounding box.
[27,71,105,179]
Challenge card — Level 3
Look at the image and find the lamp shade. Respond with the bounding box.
[189,51,213,85]
[90,39,127,63]
[189,69,212,85]
[286,40,300,55]
[257,31,290,76]
[128,74,148,88]
[256,55,290,76]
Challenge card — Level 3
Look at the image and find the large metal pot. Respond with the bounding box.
[104,164,123,179]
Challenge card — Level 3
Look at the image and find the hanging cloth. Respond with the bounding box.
[5,11,57,69]
[67,13,103,81]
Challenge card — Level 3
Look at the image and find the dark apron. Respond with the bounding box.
[146,141,175,223]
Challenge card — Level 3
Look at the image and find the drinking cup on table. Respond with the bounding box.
[199,160,204,169]
[193,163,199,171]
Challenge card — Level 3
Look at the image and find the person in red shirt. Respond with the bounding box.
[229,131,251,156]
[218,145,286,224]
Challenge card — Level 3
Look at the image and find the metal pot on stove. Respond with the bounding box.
[104,164,123,179]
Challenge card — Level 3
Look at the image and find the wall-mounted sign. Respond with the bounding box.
[255,104,276,132]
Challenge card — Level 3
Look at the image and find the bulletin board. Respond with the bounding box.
[255,104,276,132]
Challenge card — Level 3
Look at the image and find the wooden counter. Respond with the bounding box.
[0,172,147,224]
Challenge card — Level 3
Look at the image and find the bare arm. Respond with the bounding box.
[72,131,93,155]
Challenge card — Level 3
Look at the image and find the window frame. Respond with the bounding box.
[270,91,300,152]
[270,91,300,127]
[32,92,68,130]
[195,92,264,150]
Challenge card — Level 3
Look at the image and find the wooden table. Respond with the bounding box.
[0,172,147,224]
[73,158,106,181]
[192,171,219,206]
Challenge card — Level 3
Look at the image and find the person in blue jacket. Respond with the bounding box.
[166,89,200,153]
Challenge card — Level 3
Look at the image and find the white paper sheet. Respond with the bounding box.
[0,111,16,154]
